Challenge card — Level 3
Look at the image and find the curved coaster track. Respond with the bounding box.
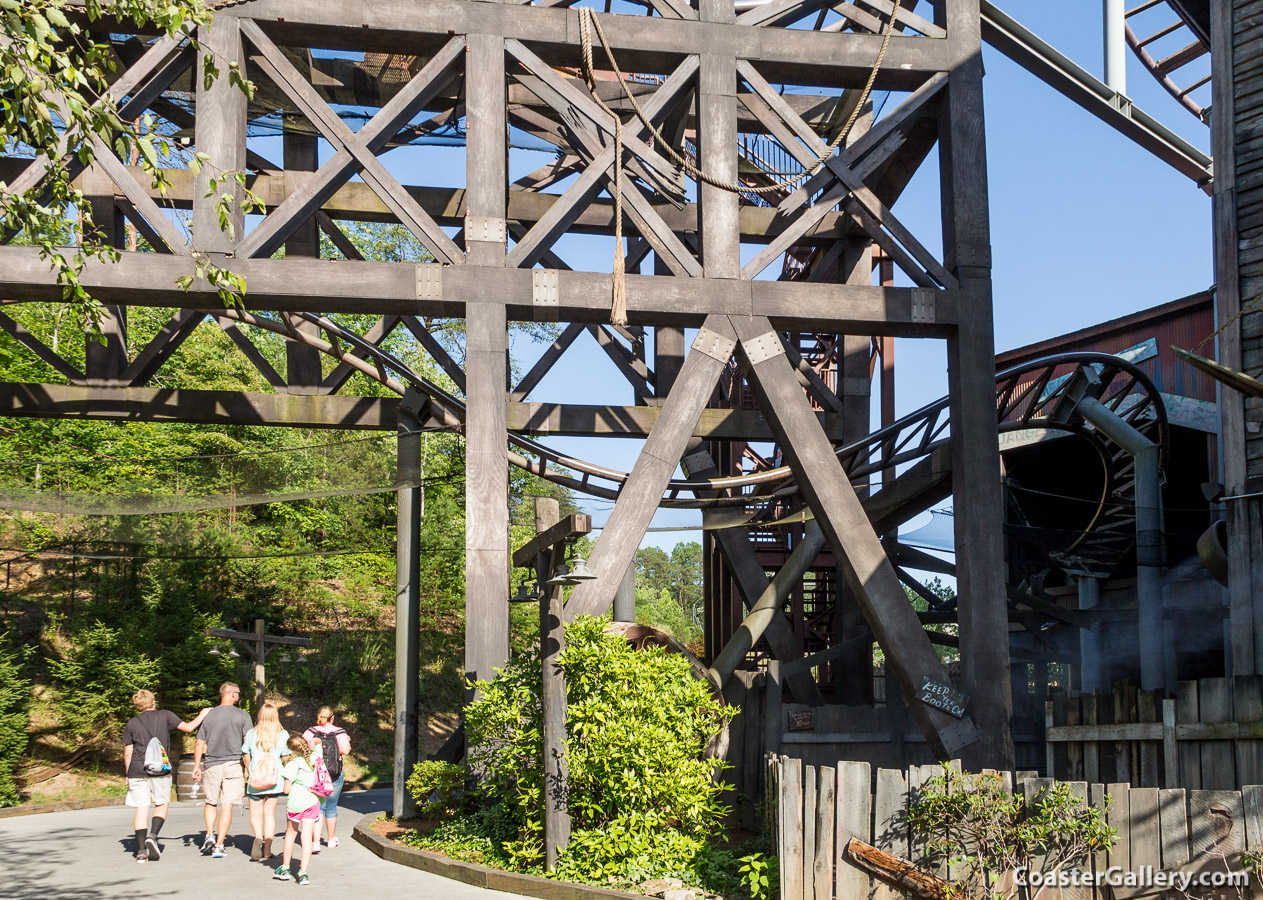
[214,308,1167,623]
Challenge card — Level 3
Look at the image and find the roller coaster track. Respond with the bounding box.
[208,308,1166,580]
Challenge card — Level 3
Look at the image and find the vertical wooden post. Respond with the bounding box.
[284,127,323,394]
[193,17,246,254]
[394,411,422,818]
[81,168,127,384]
[938,0,1013,770]
[254,618,265,715]
[697,0,738,280]
[463,30,510,690]
[534,498,570,870]
[765,659,783,759]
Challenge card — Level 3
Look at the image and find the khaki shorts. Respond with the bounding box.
[126,776,172,808]
[202,763,245,806]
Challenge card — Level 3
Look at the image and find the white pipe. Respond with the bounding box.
[1077,396,1163,690]
[1103,0,1127,95]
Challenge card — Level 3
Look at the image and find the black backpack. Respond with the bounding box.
[315,727,344,779]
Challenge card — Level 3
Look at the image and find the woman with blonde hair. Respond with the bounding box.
[241,701,289,862]
[303,706,350,849]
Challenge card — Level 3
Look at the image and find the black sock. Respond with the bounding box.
[135,828,147,853]
[150,817,164,838]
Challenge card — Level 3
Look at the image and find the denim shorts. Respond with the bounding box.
[320,773,344,818]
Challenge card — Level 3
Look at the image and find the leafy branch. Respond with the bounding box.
[1,0,257,329]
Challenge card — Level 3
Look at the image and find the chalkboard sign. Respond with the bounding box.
[917,675,968,719]
[787,709,815,732]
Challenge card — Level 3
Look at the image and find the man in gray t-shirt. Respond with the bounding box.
[193,682,252,857]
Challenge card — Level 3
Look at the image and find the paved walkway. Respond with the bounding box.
[0,789,521,899]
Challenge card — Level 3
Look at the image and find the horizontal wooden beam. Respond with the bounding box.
[206,627,311,647]
[0,382,409,430]
[507,401,851,440]
[0,247,957,333]
[512,513,592,568]
[230,1,950,90]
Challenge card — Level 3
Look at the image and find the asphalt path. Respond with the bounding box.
[0,789,521,899]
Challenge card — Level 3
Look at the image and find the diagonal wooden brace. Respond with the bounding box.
[564,315,736,622]
[237,22,464,262]
[729,314,979,758]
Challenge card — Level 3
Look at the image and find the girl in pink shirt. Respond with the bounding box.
[303,707,351,849]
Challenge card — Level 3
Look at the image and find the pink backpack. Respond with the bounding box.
[310,753,334,798]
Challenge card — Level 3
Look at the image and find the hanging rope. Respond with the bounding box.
[576,1,901,324]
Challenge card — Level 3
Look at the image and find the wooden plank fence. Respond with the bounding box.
[769,755,1262,900]
[1046,677,1263,789]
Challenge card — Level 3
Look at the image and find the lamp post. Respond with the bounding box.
[205,619,311,712]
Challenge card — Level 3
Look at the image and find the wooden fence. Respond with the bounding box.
[769,754,1263,900]
[1045,677,1263,789]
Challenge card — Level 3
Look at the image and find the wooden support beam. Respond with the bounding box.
[0,383,410,430]
[193,17,246,254]
[513,513,592,568]
[507,401,855,440]
[0,312,85,383]
[512,322,584,401]
[565,316,737,621]
[121,309,204,387]
[464,28,510,691]
[940,0,1014,771]
[729,314,977,758]
[221,1,950,90]
[0,248,959,333]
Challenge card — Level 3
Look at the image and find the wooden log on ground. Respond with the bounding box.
[844,837,969,900]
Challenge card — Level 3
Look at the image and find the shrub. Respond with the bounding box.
[0,635,31,807]
[406,759,475,817]
[905,766,1115,900]
[464,615,734,882]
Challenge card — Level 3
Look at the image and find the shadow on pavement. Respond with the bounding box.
[2,826,135,899]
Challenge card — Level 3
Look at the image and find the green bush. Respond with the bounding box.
[905,765,1115,900]
[464,615,734,882]
[0,635,31,807]
[406,759,475,817]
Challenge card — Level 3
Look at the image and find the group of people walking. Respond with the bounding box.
[121,683,350,886]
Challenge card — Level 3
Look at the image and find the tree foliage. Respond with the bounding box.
[1,0,252,324]
[462,616,734,882]
[0,634,30,807]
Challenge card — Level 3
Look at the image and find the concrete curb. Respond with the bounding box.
[352,811,643,900]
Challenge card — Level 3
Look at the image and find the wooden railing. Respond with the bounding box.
[769,755,1261,900]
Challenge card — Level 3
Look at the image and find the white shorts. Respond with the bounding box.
[126,776,172,808]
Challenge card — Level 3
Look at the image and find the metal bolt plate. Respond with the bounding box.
[681,449,713,477]
[416,263,443,302]
[532,269,559,321]
[911,289,936,324]
[692,326,736,362]
[742,330,784,366]
[466,215,506,244]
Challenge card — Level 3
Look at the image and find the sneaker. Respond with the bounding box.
[135,852,148,864]
[296,871,310,886]
[273,866,292,881]
[145,835,161,861]
[326,837,339,849]
[250,838,263,861]
[311,841,322,854]
[211,844,226,859]
[201,836,215,855]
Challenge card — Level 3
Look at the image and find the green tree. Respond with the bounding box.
[1,0,253,320]
[0,635,30,807]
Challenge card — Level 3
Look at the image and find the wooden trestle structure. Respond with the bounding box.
[0,0,1034,810]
